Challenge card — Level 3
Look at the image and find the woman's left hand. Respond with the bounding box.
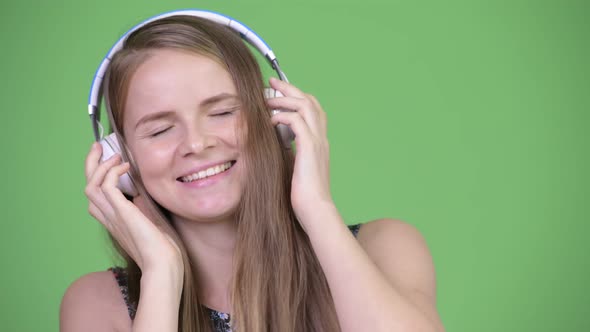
[266,77,335,230]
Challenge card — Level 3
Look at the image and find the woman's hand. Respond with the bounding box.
[266,77,336,230]
[84,143,183,275]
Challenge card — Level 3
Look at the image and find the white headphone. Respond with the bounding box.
[88,9,295,197]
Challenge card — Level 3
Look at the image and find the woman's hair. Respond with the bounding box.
[102,16,340,332]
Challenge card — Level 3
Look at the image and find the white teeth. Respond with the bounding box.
[180,162,233,183]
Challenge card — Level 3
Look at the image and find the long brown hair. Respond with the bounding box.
[102,15,341,332]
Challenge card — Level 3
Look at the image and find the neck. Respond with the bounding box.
[171,215,237,313]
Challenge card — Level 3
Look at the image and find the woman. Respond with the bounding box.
[60,15,444,332]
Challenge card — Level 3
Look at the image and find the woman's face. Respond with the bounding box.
[123,48,245,223]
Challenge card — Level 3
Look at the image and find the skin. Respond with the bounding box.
[67,48,445,332]
[123,48,247,311]
[124,49,245,225]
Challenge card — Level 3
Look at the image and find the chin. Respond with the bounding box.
[171,196,240,224]
[176,209,238,224]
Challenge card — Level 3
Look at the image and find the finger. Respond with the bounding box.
[85,154,123,221]
[266,96,322,135]
[88,202,111,230]
[88,201,106,222]
[304,93,328,132]
[271,111,314,148]
[101,162,133,211]
[84,142,103,181]
[86,154,123,203]
[269,77,306,99]
[308,94,328,133]
[102,164,164,258]
[306,93,321,110]
[87,153,122,189]
[84,183,115,224]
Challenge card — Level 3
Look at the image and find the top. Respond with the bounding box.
[108,223,362,331]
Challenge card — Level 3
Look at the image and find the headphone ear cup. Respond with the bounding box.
[264,87,295,149]
[99,133,139,197]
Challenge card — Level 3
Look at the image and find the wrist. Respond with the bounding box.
[141,264,184,294]
[295,197,336,221]
[297,200,346,239]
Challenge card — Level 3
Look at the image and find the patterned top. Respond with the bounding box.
[108,223,362,331]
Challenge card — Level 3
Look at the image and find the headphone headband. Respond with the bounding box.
[88,9,289,141]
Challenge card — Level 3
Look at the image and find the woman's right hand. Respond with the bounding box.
[84,142,183,276]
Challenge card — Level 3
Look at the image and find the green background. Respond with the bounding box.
[1,0,588,331]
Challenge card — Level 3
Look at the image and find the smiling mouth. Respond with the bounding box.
[177,160,237,183]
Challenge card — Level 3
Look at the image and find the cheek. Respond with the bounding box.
[132,144,174,180]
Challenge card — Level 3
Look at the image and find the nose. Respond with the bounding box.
[178,126,217,157]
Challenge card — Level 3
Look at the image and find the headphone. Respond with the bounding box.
[88,9,295,197]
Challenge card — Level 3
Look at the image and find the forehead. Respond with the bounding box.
[123,48,236,125]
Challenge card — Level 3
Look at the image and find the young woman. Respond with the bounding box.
[60,15,444,332]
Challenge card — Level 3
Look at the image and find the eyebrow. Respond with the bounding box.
[134,93,239,130]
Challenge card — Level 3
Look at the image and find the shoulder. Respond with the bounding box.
[355,219,444,329]
[355,218,435,291]
[60,269,131,332]
[356,218,430,255]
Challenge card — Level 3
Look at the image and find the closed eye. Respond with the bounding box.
[150,126,172,137]
[212,111,233,116]
[211,106,240,117]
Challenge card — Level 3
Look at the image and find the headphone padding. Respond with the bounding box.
[99,133,138,197]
